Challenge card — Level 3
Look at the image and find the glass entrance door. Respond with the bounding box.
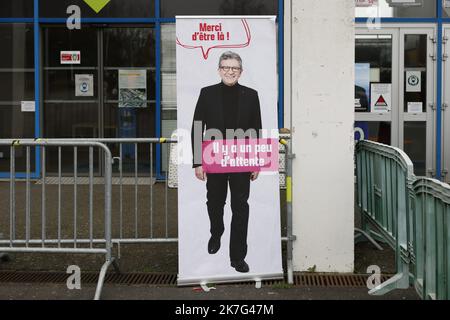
[355,29,399,148]
[355,25,435,177]
[42,25,156,175]
[399,28,435,177]
[43,25,100,174]
[442,26,450,182]
[102,27,156,174]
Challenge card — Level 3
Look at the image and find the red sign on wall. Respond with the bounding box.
[60,51,81,64]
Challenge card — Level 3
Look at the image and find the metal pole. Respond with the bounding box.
[74,147,78,248]
[165,143,169,238]
[10,146,16,247]
[119,144,123,240]
[104,145,113,261]
[134,143,138,238]
[42,146,46,247]
[58,146,62,248]
[281,139,295,284]
[26,146,31,247]
[150,143,153,238]
[89,147,94,248]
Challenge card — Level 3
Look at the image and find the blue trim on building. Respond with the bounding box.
[0,172,39,179]
[0,18,34,23]
[160,18,176,23]
[39,18,160,24]
[34,0,41,178]
[278,0,284,129]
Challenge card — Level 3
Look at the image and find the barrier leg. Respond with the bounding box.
[354,228,383,250]
[369,261,409,295]
[94,257,119,300]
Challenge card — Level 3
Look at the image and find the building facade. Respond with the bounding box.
[3,0,450,182]
[0,0,281,178]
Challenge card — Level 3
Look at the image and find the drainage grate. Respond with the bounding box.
[293,273,392,287]
[0,271,391,287]
[0,272,178,285]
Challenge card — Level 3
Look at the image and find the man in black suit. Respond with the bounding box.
[191,51,262,273]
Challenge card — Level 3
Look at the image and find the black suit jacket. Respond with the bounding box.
[191,82,262,167]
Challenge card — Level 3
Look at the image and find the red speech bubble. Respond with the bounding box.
[176,19,251,60]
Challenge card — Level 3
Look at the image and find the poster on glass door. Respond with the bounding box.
[176,16,283,285]
[118,70,147,108]
[371,83,391,113]
[355,63,370,112]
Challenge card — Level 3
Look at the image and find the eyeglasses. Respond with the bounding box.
[219,66,242,72]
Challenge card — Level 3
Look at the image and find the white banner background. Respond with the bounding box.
[176,16,282,285]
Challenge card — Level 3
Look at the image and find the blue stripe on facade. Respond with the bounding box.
[0,172,39,179]
[34,0,41,178]
[160,18,175,23]
[39,18,160,23]
[0,18,34,23]
[278,0,284,129]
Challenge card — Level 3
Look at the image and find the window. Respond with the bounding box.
[0,24,35,171]
[161,24,177,172]
[356,0,435,18]
[0,0,33,18]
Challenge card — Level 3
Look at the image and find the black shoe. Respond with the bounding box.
[208,236,221,254]
[231,260,249,273]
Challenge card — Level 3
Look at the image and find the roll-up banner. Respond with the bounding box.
[176,16,282,285]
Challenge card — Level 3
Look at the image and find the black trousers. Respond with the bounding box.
[206,172,251,262]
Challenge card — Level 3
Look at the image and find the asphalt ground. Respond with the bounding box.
[0,282,419,300]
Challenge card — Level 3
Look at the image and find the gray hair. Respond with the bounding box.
[218,51,243,70]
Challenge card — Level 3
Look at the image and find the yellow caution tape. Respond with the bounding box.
[279,139,288,146]
[12,140,20,146]
[159,138,167,143]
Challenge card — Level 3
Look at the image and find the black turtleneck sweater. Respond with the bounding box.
[221,82,239,131]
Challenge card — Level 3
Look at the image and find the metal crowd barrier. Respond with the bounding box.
[356,140,450,300]
[0,136,295,293]
[355,140,413,295]
[48,138,178,248]
[0,139,117,300]
[411,178,450,300]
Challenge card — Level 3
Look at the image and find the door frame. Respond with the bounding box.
[355,26,400,147]
[399,26,436,177]
[356,23,436,177]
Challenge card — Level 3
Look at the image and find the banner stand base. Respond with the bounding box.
[177,272,284,287]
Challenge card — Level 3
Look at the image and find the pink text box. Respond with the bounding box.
[202,138,278,173]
